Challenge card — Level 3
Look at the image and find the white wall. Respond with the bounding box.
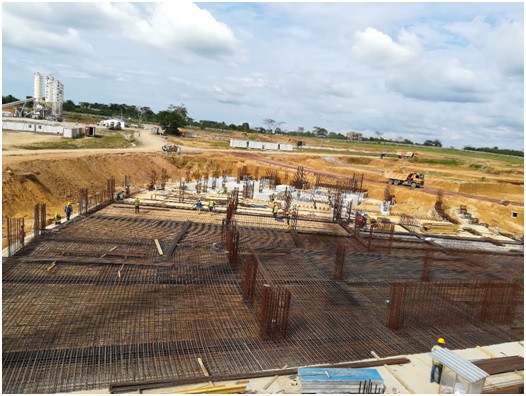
[2,121,81,138]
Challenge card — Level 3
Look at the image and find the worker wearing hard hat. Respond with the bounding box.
[430,337,446,384]
[54,212,62,225]
[64,202,73,221]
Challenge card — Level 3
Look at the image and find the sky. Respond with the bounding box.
[2,1,524,150]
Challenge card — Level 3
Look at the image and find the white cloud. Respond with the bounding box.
[2,11,93,55]
[125,3,239,61]
[352,27,420,67]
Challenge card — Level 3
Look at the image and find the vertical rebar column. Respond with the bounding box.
[160,169,167,189]
[503,280,522,324]
[333,241,346,280]
[346,201,353,223]
[179,180,185,203]
[107,177,115,203]
[40,203,46,234]
[225,220,239,268]
[367,224,374,252]
[233,188,239,210]
[79,188,88,215]
[421,248,433,282]
[291,206,299,230]
[203,175,208,193]
[258,286,291,340]
[242,256,258,304]
[386,224,394,254]
[125,175,131,197]
[254,167,259,181]
[196,179,202,195]
[332,190,342,222]
[387,282,406,331]
[6,217,24,256]
[33,203,40,239]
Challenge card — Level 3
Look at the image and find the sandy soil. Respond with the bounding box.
[2,128,524,247]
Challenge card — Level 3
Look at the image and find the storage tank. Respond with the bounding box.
[33,73,43,101]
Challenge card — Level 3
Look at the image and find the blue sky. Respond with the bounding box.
[2,2,524,149]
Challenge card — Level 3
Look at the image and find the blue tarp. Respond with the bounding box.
[298,367,383,382]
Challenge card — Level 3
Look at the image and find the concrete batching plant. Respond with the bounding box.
[2,72,64,120]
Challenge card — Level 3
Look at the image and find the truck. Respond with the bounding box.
[386,172,424,188]
[396,151,416,158]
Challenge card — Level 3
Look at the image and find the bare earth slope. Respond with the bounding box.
[2,129,524,248]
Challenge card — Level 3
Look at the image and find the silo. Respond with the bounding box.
[45,75,54,102]
[33,72,43,101]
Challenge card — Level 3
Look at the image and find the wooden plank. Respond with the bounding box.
[154,239,164,256]
[371,351,414,394]
[180,384,247,394]
[23,256,171,267]
[476,346,497,358]
[46,261,57,271]
[109,357,410,393]
[263,365,288,390]
[472,356,524,375]
[197,357,214,386]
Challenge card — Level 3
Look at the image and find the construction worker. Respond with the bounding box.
[64,202,73,221]
[430,337,446,384]
[54,212,62,225]
[196,198,202,214]
[273,202,279,219]
[134,197,140,214]
[19,224,26,247]
[209,199,215,215]
[286,211,291,228]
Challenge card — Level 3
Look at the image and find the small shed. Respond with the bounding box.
[85,126,96,137]
[430,347,489,394]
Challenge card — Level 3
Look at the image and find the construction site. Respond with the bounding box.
[2,157,524,394]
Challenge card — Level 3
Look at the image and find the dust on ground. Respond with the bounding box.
[2,129,524,248]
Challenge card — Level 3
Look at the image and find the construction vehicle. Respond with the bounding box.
[396,151,416,158]
[386,172,424,188]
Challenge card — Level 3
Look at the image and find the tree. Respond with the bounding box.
[423,139,442,147]
[263,118,276,133]
[375,130,384,139]
[313,126,328,137]
[155,104,189,136]
[2,95,19,104]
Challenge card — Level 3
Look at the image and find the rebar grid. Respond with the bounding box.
[2,203,523,393]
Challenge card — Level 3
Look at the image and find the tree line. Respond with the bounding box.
[2,95,522,157]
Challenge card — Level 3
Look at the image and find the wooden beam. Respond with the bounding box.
[263,365,288,390]
[197,357,214,386]
[109,357,410,393]
[371,351,414,394]
[476,346,497,358]
[154,239,164,256]
[46,261,57,271]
